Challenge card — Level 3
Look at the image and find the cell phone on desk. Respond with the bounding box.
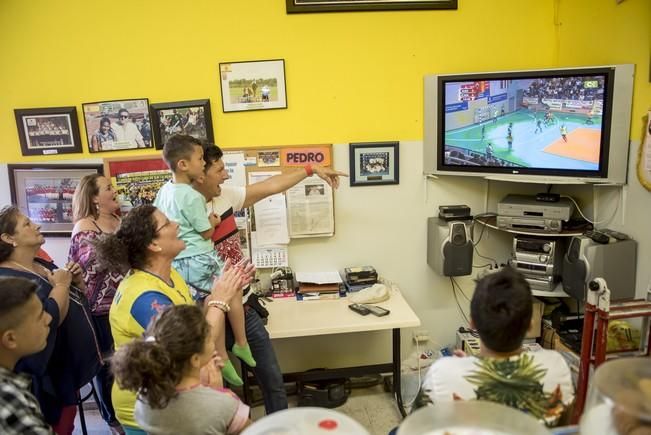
[348,303,371,316]
[362,304,390,317]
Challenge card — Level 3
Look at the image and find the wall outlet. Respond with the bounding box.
[412,329,430,343]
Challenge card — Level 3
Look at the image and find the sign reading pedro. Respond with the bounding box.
[281,146,331,167]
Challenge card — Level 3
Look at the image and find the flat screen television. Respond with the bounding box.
[423,65,634,184]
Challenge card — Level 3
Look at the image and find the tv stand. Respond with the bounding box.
[483,175,588,185]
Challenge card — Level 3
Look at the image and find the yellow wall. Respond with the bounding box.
[556,0,651,135]
[0,0,555,163]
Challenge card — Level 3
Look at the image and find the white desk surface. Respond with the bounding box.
[263,290,421,339]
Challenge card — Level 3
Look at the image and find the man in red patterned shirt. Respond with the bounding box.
[192,142,345,414]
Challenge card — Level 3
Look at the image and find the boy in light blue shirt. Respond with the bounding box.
[154,135,255,385]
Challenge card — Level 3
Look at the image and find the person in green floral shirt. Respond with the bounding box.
[415,268,574,427]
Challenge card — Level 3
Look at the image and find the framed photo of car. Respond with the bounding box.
[219,59,287,113]
[14,107,83,156]
[8,164,103,236]
[349,141,400,186]
[150,99,214,150]
[82,98,152,152]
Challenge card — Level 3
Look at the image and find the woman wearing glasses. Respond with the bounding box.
[94,205,248,435]
[0,205,102,435]
[68,174,125,434]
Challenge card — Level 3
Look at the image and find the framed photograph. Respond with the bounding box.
[14,107,82,156]
[286,0,457,13]
[82,98,152,153]
[349,141,400,186]
[8,164,103,236]
[103,155,171,214]
[257,150,281,167]
[219,59,287,113]
[150,99,214,150]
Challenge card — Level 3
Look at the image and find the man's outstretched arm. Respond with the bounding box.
[242,165,348,208]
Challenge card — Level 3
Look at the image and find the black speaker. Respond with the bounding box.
[427,218,473,276]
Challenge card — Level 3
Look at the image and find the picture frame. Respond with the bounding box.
[349,141,400,186]
[82,98,153,153]
[150,99,214,150]
[103,155,171,214]
[14,107,83,156]
[8,164,103,236]
[286,0,457,13]
[219,59,287,113]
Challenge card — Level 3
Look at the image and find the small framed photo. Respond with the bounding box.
[8,164,103,236]
[349,141,400,187]
[219,59,287,113]
[14,107,82,156]
[150,99,214,150]
[82,98,152,152]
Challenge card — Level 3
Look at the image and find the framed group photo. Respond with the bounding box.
[14,107,82,156]
[150,99,214,150]
[349,141,400,186]
[219,59,287,113]
[82,98,152,152]
[8,164,103,236]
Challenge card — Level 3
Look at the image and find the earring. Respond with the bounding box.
[11,242,17,248]
[95,203,100,212]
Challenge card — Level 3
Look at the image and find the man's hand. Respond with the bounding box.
[313,166,348,189]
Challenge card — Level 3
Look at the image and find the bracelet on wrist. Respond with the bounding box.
[304,164,313,177]
[207,300,231,313]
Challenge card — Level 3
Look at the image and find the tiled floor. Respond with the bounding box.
[73,383,402,434]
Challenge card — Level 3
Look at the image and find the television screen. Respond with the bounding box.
[442,72,609,173]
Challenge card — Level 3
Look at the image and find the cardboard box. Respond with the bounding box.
[526,297,544,339]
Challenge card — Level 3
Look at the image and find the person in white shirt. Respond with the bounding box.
[111,109,144,148]
[191,142,347,414]
[414,267,574,427]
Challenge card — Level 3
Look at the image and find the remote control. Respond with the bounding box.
[348,303,371,316]
[361,304,390,317]
[584,230,609,244]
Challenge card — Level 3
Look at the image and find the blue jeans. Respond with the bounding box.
[225,305,288,414]
[92,314,119,425]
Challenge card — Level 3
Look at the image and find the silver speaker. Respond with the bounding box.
[427,217,473,277]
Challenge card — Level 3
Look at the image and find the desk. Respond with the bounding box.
[242,289,420,417]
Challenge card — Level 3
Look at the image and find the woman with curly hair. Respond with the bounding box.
[94,205,249,434]
[112,304,250,434]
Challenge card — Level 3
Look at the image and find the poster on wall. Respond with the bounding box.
[14,107,83,156]
[82,98,152,152]
[103,156,171,214]
[8,164,103,236]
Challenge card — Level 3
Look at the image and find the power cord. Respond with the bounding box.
[450,277,470,325]
[561,194,620,226]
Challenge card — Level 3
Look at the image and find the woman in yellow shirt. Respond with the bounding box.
[95,205,250,434]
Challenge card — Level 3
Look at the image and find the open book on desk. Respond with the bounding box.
[296,271,343,294]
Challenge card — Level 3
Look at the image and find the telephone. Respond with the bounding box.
[270,267,295,298]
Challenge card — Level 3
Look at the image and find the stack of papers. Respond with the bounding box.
[296,272,343,297]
